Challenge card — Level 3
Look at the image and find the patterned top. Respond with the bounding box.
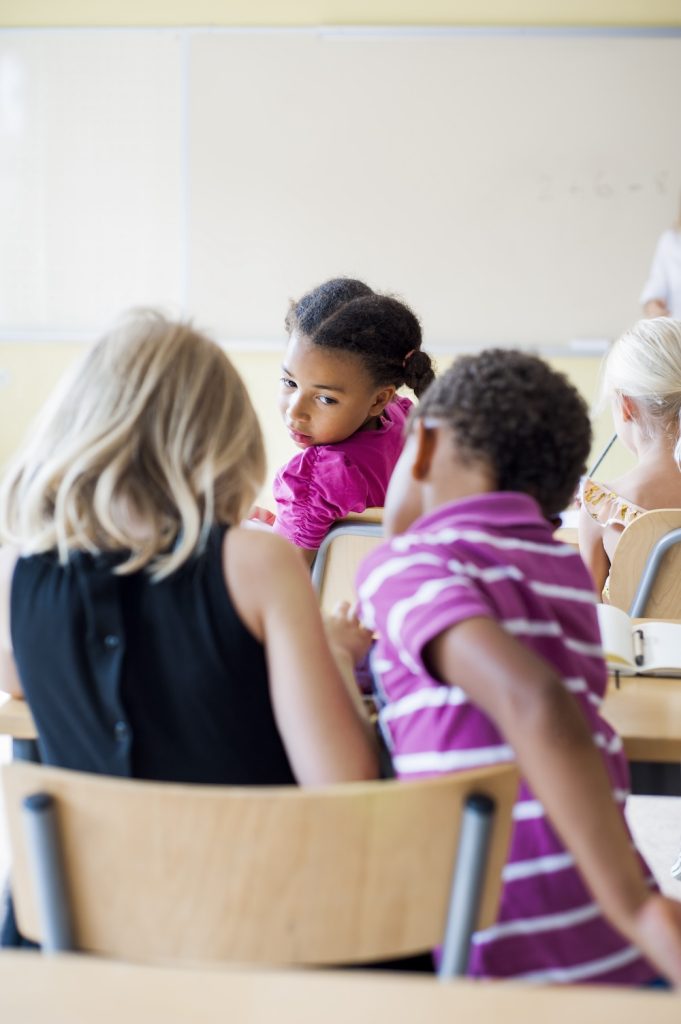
[581,477,647,530]
[580,477,648,601]
[356,492,655,985]
[272,396,412,549]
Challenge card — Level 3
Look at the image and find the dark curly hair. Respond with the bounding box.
[416,349,592,517]
[285,277,435,398]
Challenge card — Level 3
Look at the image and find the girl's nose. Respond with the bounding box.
[289,392,310,420]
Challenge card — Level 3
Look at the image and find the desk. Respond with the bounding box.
[0,694,38,761]
[602,675,681,764]
[2,678,680,767]
[0,694,36,741]
[0,953,678,1024]
[603,673,681,794]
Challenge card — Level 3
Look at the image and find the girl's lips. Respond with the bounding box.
[288,427,314,446]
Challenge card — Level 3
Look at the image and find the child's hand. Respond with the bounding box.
[631,892,681,986]
[324,601,374,666]
[248,505,276,526]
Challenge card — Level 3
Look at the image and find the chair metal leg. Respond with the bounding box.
[21,792,75,952]
[629,527,681,617]
[438,792,496,979]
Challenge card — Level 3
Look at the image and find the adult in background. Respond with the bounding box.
[641,195,681,318]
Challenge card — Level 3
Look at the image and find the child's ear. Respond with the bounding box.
[412,421,438,480]
[369,385,396,416]
[619,394,638,422]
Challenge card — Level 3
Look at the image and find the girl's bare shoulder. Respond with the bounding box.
[225,524,302,571]
[224,526,313,601]
[608,464,681,513]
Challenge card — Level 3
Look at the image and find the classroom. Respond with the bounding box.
[2,0,681,1017]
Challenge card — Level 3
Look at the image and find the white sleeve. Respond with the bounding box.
[640,230,671,307]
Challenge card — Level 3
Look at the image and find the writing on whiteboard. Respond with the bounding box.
[537,171,670,202]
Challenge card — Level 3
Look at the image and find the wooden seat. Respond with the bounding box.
[2,760,517,974]
[608,509,681,617]
[1,951,679,1024]
[311,508,384,613]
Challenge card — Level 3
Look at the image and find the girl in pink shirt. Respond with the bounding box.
[255,278,435,563]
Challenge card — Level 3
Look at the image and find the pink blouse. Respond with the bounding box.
[272,396,412,549]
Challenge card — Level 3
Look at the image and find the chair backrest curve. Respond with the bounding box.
[312,508,384,613]
[608,509,681,617]
[2,761,517,966]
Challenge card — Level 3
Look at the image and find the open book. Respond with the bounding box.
[597,604,681,677]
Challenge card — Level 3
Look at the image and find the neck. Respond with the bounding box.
[359,414,382,432]
[633,431,679,466]
[424,461,496,516]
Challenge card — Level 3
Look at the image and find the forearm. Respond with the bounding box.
[497,678,649,939]
[428,616,681,982]
[501,685,681,984]
[327,644,377,742]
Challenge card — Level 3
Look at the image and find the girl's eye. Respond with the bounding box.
[318,395,338,406]
[280,377,296,389]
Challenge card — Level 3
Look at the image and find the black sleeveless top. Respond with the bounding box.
[10,525,296,785]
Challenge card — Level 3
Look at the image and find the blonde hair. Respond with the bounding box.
[601,317,681,467]
[0,310,265,579]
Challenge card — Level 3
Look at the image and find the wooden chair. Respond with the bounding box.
[2,761,517,974]
[1,951,679,1024]
[607,509,681,617]
[311,508,384,613]
[0,694,38,762]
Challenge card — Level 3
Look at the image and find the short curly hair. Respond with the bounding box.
[416,349,592,517]
[285,277,436,398]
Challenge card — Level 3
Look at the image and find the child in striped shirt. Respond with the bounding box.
[353,350,681,985]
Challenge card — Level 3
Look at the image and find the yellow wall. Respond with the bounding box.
[2,1,681,27]
[0,342,631,505]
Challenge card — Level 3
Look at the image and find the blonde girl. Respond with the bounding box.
[579,317,681,599]
[0,310,376,791]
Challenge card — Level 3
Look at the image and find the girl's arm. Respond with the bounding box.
[578,501,610,595]
[643,298,670,318]
[0,545,23,698]
[640,232,671,318]
[425,615,681,984]
[224,527,378,785]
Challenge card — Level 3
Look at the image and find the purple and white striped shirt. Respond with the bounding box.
[356,492,656,985]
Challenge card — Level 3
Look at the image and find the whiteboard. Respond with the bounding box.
[190,30,681,347]
[2,29,681,349]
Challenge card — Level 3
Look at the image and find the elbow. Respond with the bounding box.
[500,669,586,748]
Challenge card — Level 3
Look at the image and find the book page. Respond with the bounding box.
[596,605,636,673]
[640,622,681,676]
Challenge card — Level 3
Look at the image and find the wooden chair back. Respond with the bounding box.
[2,761,517,968]
[311,508,384,613]
[608,509,681,616]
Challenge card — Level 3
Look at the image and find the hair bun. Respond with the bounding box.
[404,349,436,398]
